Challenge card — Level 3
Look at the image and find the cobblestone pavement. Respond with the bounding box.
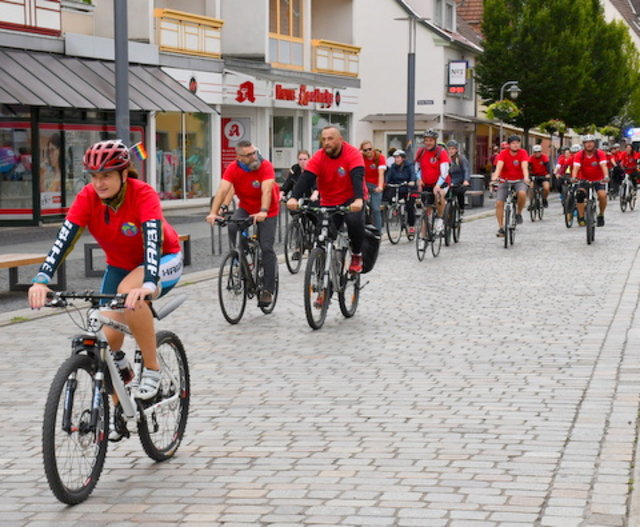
[2,200,640,527]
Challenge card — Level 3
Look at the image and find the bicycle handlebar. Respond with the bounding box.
[45,291,140,309]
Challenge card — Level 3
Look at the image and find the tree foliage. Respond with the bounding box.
[476,0,639,133]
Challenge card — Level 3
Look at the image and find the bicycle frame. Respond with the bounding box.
[229,218,261,295]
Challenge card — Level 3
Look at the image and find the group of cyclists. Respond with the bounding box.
[25,127,639,441]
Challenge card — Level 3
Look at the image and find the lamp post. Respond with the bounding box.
[114,0,130,144]
[498,81,521,143]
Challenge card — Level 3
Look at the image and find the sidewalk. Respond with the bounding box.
[0,194,497,320]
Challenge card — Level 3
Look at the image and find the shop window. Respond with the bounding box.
[312,112,350,147]
[156,111,211,200]
[270,0,302,38]
[273,116,294,148]
[0,125,32,219]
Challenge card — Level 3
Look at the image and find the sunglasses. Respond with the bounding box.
[362,148,373,152]
[238,150,258,158]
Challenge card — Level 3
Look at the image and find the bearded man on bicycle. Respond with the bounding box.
[415,128,450,234]
[286,125,365,273]
[491,135,530,237]
[572,135,609,227]
[207,140,280,307]
[27,140,184,439]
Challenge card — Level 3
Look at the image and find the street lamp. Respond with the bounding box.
[498,81,521,143]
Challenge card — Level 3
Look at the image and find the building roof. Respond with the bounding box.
[608,0,640,38]
[456,0,484,36]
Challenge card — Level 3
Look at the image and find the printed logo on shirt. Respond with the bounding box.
[430,157,438,164]
[121,222,139,237]
[591,161,597,167]
[337,166,346,177]
[369,163,376,169]
[513,160,520,166]
[251,180,260,188]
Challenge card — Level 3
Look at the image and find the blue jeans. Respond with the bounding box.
[366,182,383,231]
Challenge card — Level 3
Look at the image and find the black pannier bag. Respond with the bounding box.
[361,224,381,274]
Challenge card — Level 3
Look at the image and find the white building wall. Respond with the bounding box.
[601,1,640,51]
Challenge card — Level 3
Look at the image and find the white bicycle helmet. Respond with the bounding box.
[532,145,542,152]
[582,134,596,143]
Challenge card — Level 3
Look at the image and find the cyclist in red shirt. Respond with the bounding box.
[286,125,365,273]
[491,135,530,237]
[619,143,639,188]
[28,140,183,438]
[528,145,551,207]
[572,134,609,226]
[360,140,386,231]
[207,140,279,307]
[609,143,624,195]
[415,128,450,233]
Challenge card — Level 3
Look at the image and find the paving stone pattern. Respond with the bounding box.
[1,201,640,526]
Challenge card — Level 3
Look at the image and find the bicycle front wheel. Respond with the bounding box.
[631,188,637,210]
[586,201,595,245]
[385,204,402,244]
[564,194,575,228]
[503,206,511,249]
[453,205,462,243]
[620,184,628,212]
[42,354,108,505]
[529,194,537,222]
[284,219,304,274]
[538,195,544,220]
[138,331,190,461]
[304,247,329,330]
[443,203,452,247]
[431,216,442,257]
[415,214,428,261]
[218,251,247,324]
[339,267,360,318]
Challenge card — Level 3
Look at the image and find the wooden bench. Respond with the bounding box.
[84,233,191,278]
[0,253,66,292]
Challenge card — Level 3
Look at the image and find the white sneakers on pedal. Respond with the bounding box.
[134,367,161,400]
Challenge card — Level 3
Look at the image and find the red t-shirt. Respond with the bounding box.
[66,178,181,271]
[528,154,549,176]
[417,146,451,186]
[222,159,280,217]
[573,150,607,181]
[363,152,386,185]
[497,149,529,181]
[619,151,639,174]
[305,142,364,206]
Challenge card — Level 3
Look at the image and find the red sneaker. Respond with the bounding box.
[349,253,363,274]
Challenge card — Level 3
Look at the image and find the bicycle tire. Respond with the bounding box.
[564,194,575,228]
[284,219,304,274]
[304,247,329,330]
[43,354,108,505]
[631,188,637,211]
[538,195,544,220]
[218,251,247,324]
[415,213,428,262]
[259,264,279,314]
[338,264,360,318]
[453,204,461,243]
[431,213,442,257]
[385,204,403,244]
[529,194,537,222]
[503,205,510,249]
[443,203,452,247]
[586,200,594,245]
[138,331,190,461]
[620,184,628,212]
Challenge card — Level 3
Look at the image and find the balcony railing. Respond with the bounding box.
[312,39,360,77]
[154,8,223,58]
[269,34,304,70]
[0,0,61,36]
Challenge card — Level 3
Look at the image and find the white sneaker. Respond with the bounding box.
[134,368,161,400]
[435,218,444,234]
[109,411,125,442]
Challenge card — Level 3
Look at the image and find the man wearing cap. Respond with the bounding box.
[491,135,530,237]
[528,145,552,207]
[572,135,609,226]
[384,149,417,234]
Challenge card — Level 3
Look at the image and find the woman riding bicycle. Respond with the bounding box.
[383,149,417,234]
[27,140,183,418]
[446,140,470,214]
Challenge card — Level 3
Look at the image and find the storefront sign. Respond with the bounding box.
[448,61,468,95]
[236,81,256,103]
[221,118,250,172]
[274,84,334,108]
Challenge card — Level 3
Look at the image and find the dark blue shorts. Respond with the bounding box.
[100,253,183,298]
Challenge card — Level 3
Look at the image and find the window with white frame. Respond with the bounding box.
[434,0,456,32]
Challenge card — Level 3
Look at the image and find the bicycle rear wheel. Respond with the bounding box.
[284,219,304,274]
[259,264,279,314]
[385,204,402,244]
[42,354,108,505]
[304,247,329,330]
[218,251,247,324]
[339,266,360,318]
[138,330,190,461]
[415,213,428,261]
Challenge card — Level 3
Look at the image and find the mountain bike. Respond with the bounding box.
[42,291,189,505]
[563,180,578,228]
[528,177,545,222]
[415,191,442,261]
[619,173,637,212]
[217,216,279,324]
[300,204,360,330]
[583,181,598,245]
[284,205,317,274]
[443,185,463,246]
[384,183,417,244]
[499,180,520,248]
